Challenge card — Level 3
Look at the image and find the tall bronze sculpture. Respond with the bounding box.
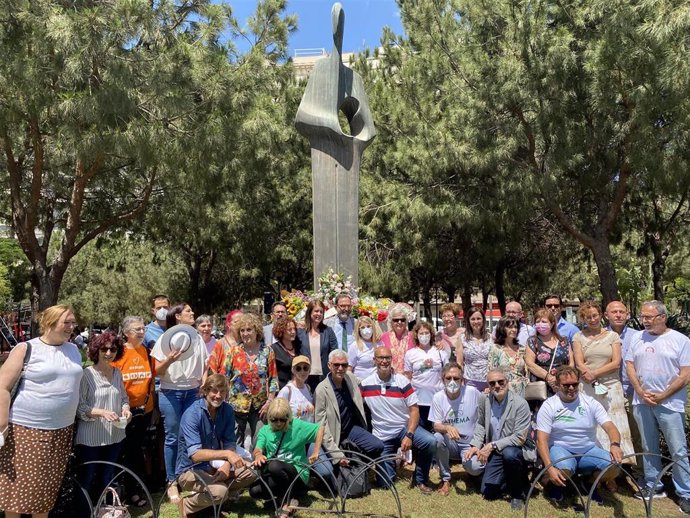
[295,2,376,289]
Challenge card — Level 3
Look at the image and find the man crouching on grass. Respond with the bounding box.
[536,366,622,504]
[175,374,255,517]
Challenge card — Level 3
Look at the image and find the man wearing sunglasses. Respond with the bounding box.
[536,366,622,503]
[464,368,533,510]
[543,294,579,343]
[315,350,384,467]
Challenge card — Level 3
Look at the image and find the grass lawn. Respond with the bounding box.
[133,464,686,518]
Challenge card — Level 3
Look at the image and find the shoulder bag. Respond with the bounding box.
[524,343,556,402]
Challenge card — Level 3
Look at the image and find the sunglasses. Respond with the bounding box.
[331,362,348,369]
[545,304,560,309]
[561,382,579,389]
[100,347,118,353]
[294,365,309,373]
[270,418,288,424]
[488,380,506,387]
[392,318,406,323]
[444,376,461,381]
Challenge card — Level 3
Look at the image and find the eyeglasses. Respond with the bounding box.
[488,380,506,387]
[375,356,392,361]
[100,347,118,353]
[640,314,662,321]
[545,304,560,309]
[444,376,461,381]
[392,318,406,323]
[63,321,78,328]
[270,418,288,424]
[331,362,348,369]
[560,382,579,389]
[294,365,309,372]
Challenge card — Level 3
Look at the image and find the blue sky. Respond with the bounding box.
[230,0,404,56]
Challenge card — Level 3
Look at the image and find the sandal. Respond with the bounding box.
[167,483,181,504]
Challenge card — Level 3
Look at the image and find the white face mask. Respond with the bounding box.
[155,308,168,321]
[418,334,431,346]
[445,380,461,395]
[360,327,373,340]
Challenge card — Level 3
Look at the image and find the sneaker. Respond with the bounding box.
[679,497,690,514]
[634,486,666,500]
[510,498,525,511]
[547,485,564,502]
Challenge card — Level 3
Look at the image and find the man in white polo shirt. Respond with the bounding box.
[625,300,690,511]
[430,362,484,496]
[536,366,623,503]
[360,346,437,495]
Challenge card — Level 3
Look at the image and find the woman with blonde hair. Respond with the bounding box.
[224,312,279,449]
[251,397,324,518]
[348,315,383,380]
[0,304,84,518]
[573,301,634,466]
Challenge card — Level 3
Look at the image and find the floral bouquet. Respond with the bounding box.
[354,296,393,322]
[281,289,310,319]
[315,269,359,308]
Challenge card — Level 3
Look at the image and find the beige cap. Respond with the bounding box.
[292,355,311,367]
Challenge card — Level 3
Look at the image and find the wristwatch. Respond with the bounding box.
[610,442,620,448]
[405,431,414,440]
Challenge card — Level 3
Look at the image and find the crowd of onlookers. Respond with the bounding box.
[0,293,688,518]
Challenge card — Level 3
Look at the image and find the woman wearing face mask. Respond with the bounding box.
[525,308,574,396]
[381,303,415,374]
[460,308,494,392]
[348,316,383,380]
[404,321,450,431]
[489,317,528,397]
[573,301,634,468]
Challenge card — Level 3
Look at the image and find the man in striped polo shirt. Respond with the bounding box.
[360,346,437,495]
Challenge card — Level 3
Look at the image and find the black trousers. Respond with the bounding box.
[250,459,307,504]
[480,446,530,500]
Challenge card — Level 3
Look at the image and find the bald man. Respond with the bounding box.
[493,302,535,346]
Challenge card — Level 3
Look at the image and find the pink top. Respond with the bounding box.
[381,331,415,373]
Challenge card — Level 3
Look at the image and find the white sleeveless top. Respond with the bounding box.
[10,337,84,430]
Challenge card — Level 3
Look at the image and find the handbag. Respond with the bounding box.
[96,487,130,518]
[524,343,557,402]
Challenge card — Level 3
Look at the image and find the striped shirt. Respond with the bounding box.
[360,372,418,441]
[76,366,129,447]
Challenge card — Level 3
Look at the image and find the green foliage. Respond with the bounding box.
[60,235,186,325]
[0,238,30,303]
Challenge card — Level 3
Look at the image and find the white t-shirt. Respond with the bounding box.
[10,338,84,430]
[277,381,315,423]
[150,333,208,390]
[429,385,482,444]
[404,346,449,406]
[536,394,611,453]
[624,329,690,413]
[360,372,418,441]
[348,341,379,380]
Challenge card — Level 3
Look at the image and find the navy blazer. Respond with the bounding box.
[297,325,337,378]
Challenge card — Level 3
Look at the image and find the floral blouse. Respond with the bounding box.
[527,336,571,382]
[224,343,279,414]
[488,344,528,397]
[460,334,493,383]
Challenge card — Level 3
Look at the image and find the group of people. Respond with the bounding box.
[0,293,689,517]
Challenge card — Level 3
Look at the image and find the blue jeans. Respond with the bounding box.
[76,441,123,516]
[633,404,690,497]
[343,425,385,459]
[308,443,336,488]
[379,426,436,487]
[159,387,200,482]
[549,445,612,475]
[433,433,483,481]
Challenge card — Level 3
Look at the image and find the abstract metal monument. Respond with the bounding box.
[295,2,376,289]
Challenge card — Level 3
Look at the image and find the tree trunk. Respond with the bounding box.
[421,285,432,321]
[649,235,670,302]
[461,283,472,313]
[442,284,456,305]
[590,237,620,306]
[494,262,506,314]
